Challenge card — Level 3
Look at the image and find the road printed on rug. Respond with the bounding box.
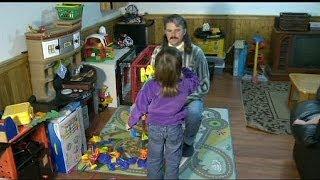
[77,106,237,179]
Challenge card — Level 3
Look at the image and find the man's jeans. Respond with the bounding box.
[147,124,183,179]
[184,99,204,146]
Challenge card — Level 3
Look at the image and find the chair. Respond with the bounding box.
[290,98,320,178]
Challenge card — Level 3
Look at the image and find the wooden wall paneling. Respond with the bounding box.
[154,17,164,45]
[100,2,129,11]
[112,2,128,10]
[100,3,112,12]
[147,19,156,45]
[0,73,13,110]
[145,14,279,65]
[0,54,32,110]
[100,2,128,11]
[7,59,32,103]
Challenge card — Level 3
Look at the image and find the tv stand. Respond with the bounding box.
[266,27,320,81]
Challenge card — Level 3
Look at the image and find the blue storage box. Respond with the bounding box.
[233,40,248,77]
[47,102,87,173]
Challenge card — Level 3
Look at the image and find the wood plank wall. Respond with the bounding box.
[145,14,276,63]
[0,54,32,110]
[0,16,121,111]
[144,14,320,65]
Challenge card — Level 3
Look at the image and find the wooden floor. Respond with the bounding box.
[55,73,300,179]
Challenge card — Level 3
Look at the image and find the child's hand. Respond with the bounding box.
[127,117,134,131]
[141,114,147,121]
[126,122,132,131]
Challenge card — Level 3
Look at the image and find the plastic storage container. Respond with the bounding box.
[206,56,225,76]
[1,102,34,125]
[233,40,249,77]
[131,45,157,103]
[56,3,83,20]
[237,44,249,77]
[196,37,225,58]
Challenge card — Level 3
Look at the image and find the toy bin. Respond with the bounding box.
[1,102,34,125]
[131,45,157,103]
[196,37,225,58]
[56,3,83,21]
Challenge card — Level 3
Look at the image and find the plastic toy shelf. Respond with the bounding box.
[0,123,53,179]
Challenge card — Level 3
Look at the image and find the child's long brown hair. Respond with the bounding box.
[154,46,182,97]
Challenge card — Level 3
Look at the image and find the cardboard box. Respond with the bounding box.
[47,105,86,173]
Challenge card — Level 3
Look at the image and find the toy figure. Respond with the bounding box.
[137,148,148,169]
[81,147,100,170]
[140,65,155,83]
[98,85,113,110]
[139,148,148,160]
[89,135,102,143]
[99,26,113,47]
[202,22,211,31]
[116,33,134,48]
[84,32,115,62]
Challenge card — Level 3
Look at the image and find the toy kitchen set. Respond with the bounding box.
[25,18,98,125]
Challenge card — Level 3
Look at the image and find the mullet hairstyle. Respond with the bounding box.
[154,46,183,97]
[162,14,192,54]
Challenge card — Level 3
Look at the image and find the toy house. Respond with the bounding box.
[84,34,115,62]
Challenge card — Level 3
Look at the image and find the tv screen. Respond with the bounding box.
[114,23,147,54]
[291,35,320,69]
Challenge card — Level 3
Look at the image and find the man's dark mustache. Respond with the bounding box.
[170,37,178,39]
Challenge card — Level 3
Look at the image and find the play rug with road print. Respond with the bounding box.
[77,106,237,179]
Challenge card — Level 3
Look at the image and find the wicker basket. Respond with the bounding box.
[278,12,310,31]
[56,3,83,21]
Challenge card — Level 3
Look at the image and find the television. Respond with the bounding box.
[267,27,320,81]
[114,20,154,54]
[291,35,320,69]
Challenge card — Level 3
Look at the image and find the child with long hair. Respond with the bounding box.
[128,46,200,179]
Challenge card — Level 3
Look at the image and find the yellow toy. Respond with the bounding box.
[110,151,121,163]
[99,85,113,109]
[99,146,109,153]
[2,102,34,125]
[81,144,103,170]
[89,135,102,143]
[140,65,155,83]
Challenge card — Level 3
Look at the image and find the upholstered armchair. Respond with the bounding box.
[290,97,320,178]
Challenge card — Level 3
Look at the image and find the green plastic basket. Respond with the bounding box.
[56,3,83,20]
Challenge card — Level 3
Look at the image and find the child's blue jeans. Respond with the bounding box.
[147,123,183,179]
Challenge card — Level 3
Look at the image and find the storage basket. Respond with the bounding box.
[278,12,310,31]
[131,45,157,103]
[195,37,225,58]
[0,148,16,179]
[56,3,83,20]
